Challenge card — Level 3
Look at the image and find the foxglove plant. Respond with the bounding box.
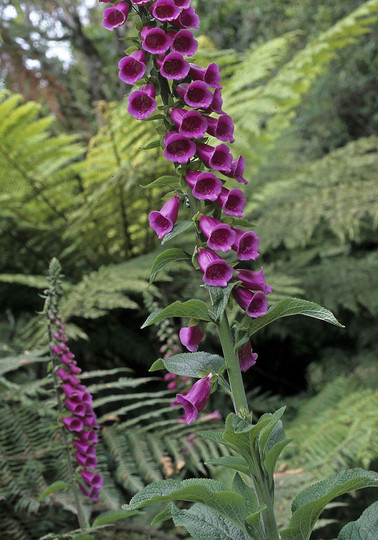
[99,2,378,539]
[42,259,102,531]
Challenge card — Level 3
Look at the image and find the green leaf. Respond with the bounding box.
[161,219,194,244]
[258,408,286,454]
[150,248,190,283]
[151,502,177,525]
[232,474,259,515]
[171,503,252,540]
[161,352,225,378]
[143,175,181,189]
[149,359,165,372]
[205,456,250,475]
[92,509,139,528]
[140,139,160,150]
[248,297,344,337]
[207,281,238,322]
[125,478,248,532]
[141,300,211,328]
[264,439,292,479]
[281,468,378,540]
[73,535,94,540]
[37,481,71,501]
[338,501,378,539]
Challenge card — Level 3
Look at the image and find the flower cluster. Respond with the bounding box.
[99,0,271,422]
[51,316,103,500]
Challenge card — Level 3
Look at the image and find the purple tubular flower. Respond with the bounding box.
[237,268,273,294]
[78,430,99,444]
[233,287,268,318]
[150,0,181,21]
[75,453,98,468]
[206,88,224,114]
[118,50,146,85]
[158,52,190,80]
[130,0,150,4]
[127,83,156,120]
[176,374,211,424]
[62,417,84,432]
[65,401,88,416]
[238,341,258,372]
[196,143,233,173]
[163,131,196,163]
[232,228,259,260]
[172,6,199,29]
[169,29,198,56]
[171,108,208,138]
[74,440,96,456]
[179,325,205,352]
[80,470,103,489]
[199,215,235,252]
[141,26,171,54]
[222,155,248,184]
[176,81,213,109]
[207,114,235,143]
[189,63,222,89]
[149,194,180,239]
[216,187,246,217]
[185,171,222,201]
[102,2,129,31]
[197,248,234,287]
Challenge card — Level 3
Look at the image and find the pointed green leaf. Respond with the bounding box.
[140,139,160,150]
[232,474,259,515]
[142,300,211,328]
[125,478,248,532]
[161,352,225,378]
[207,281,238,323]
[264,439,292,479]
[161,219,194,244]
[92,509,139,528]
[258,408,286,454]
[205,456,250,475]
[150,248,190,282]
[338,501,378,539]
[281,468,378,540]
[73,535,94,540]
[149,359,165,372]
[171,503,252,540]
[143,175,181,189]
[37,481,71,501]
[248,297,344,337]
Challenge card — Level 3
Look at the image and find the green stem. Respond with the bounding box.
[217,313,248,416]
[252,467,280,540]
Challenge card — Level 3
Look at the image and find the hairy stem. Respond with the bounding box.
[217,313,248,416]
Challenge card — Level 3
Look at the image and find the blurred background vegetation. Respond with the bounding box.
[0,0,377,538]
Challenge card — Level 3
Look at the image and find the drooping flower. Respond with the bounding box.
[127,83,156,120]
[196,143,233,173]
[223,155,248,184]
[231,228,259,260]
[185,171,223,201]
[149,194,181,239]
[169,29,198,56]
[173,0,191,7]
[207,114,235,143]
[236,268,273,294]
[118,50,146,85]
[141,26,172,55]
[199,215,235,252]
[172,6,199,29]
[130,0,150,4]
[171,108,208,138]
[150,0,181,22]
[238,341,258,372]
[197,248,234,287]
[216,187,246,217]
[102,2,129,31]
[163,131,196,163]
[176,374,212,424]
[206,88,224,114]
[189,63,222,89]
[176,81,213,109]
[179,325,205,352]
[157,52,190,80]
[233,287,268,318]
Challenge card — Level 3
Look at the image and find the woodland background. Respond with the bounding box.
[0,0,377,538]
